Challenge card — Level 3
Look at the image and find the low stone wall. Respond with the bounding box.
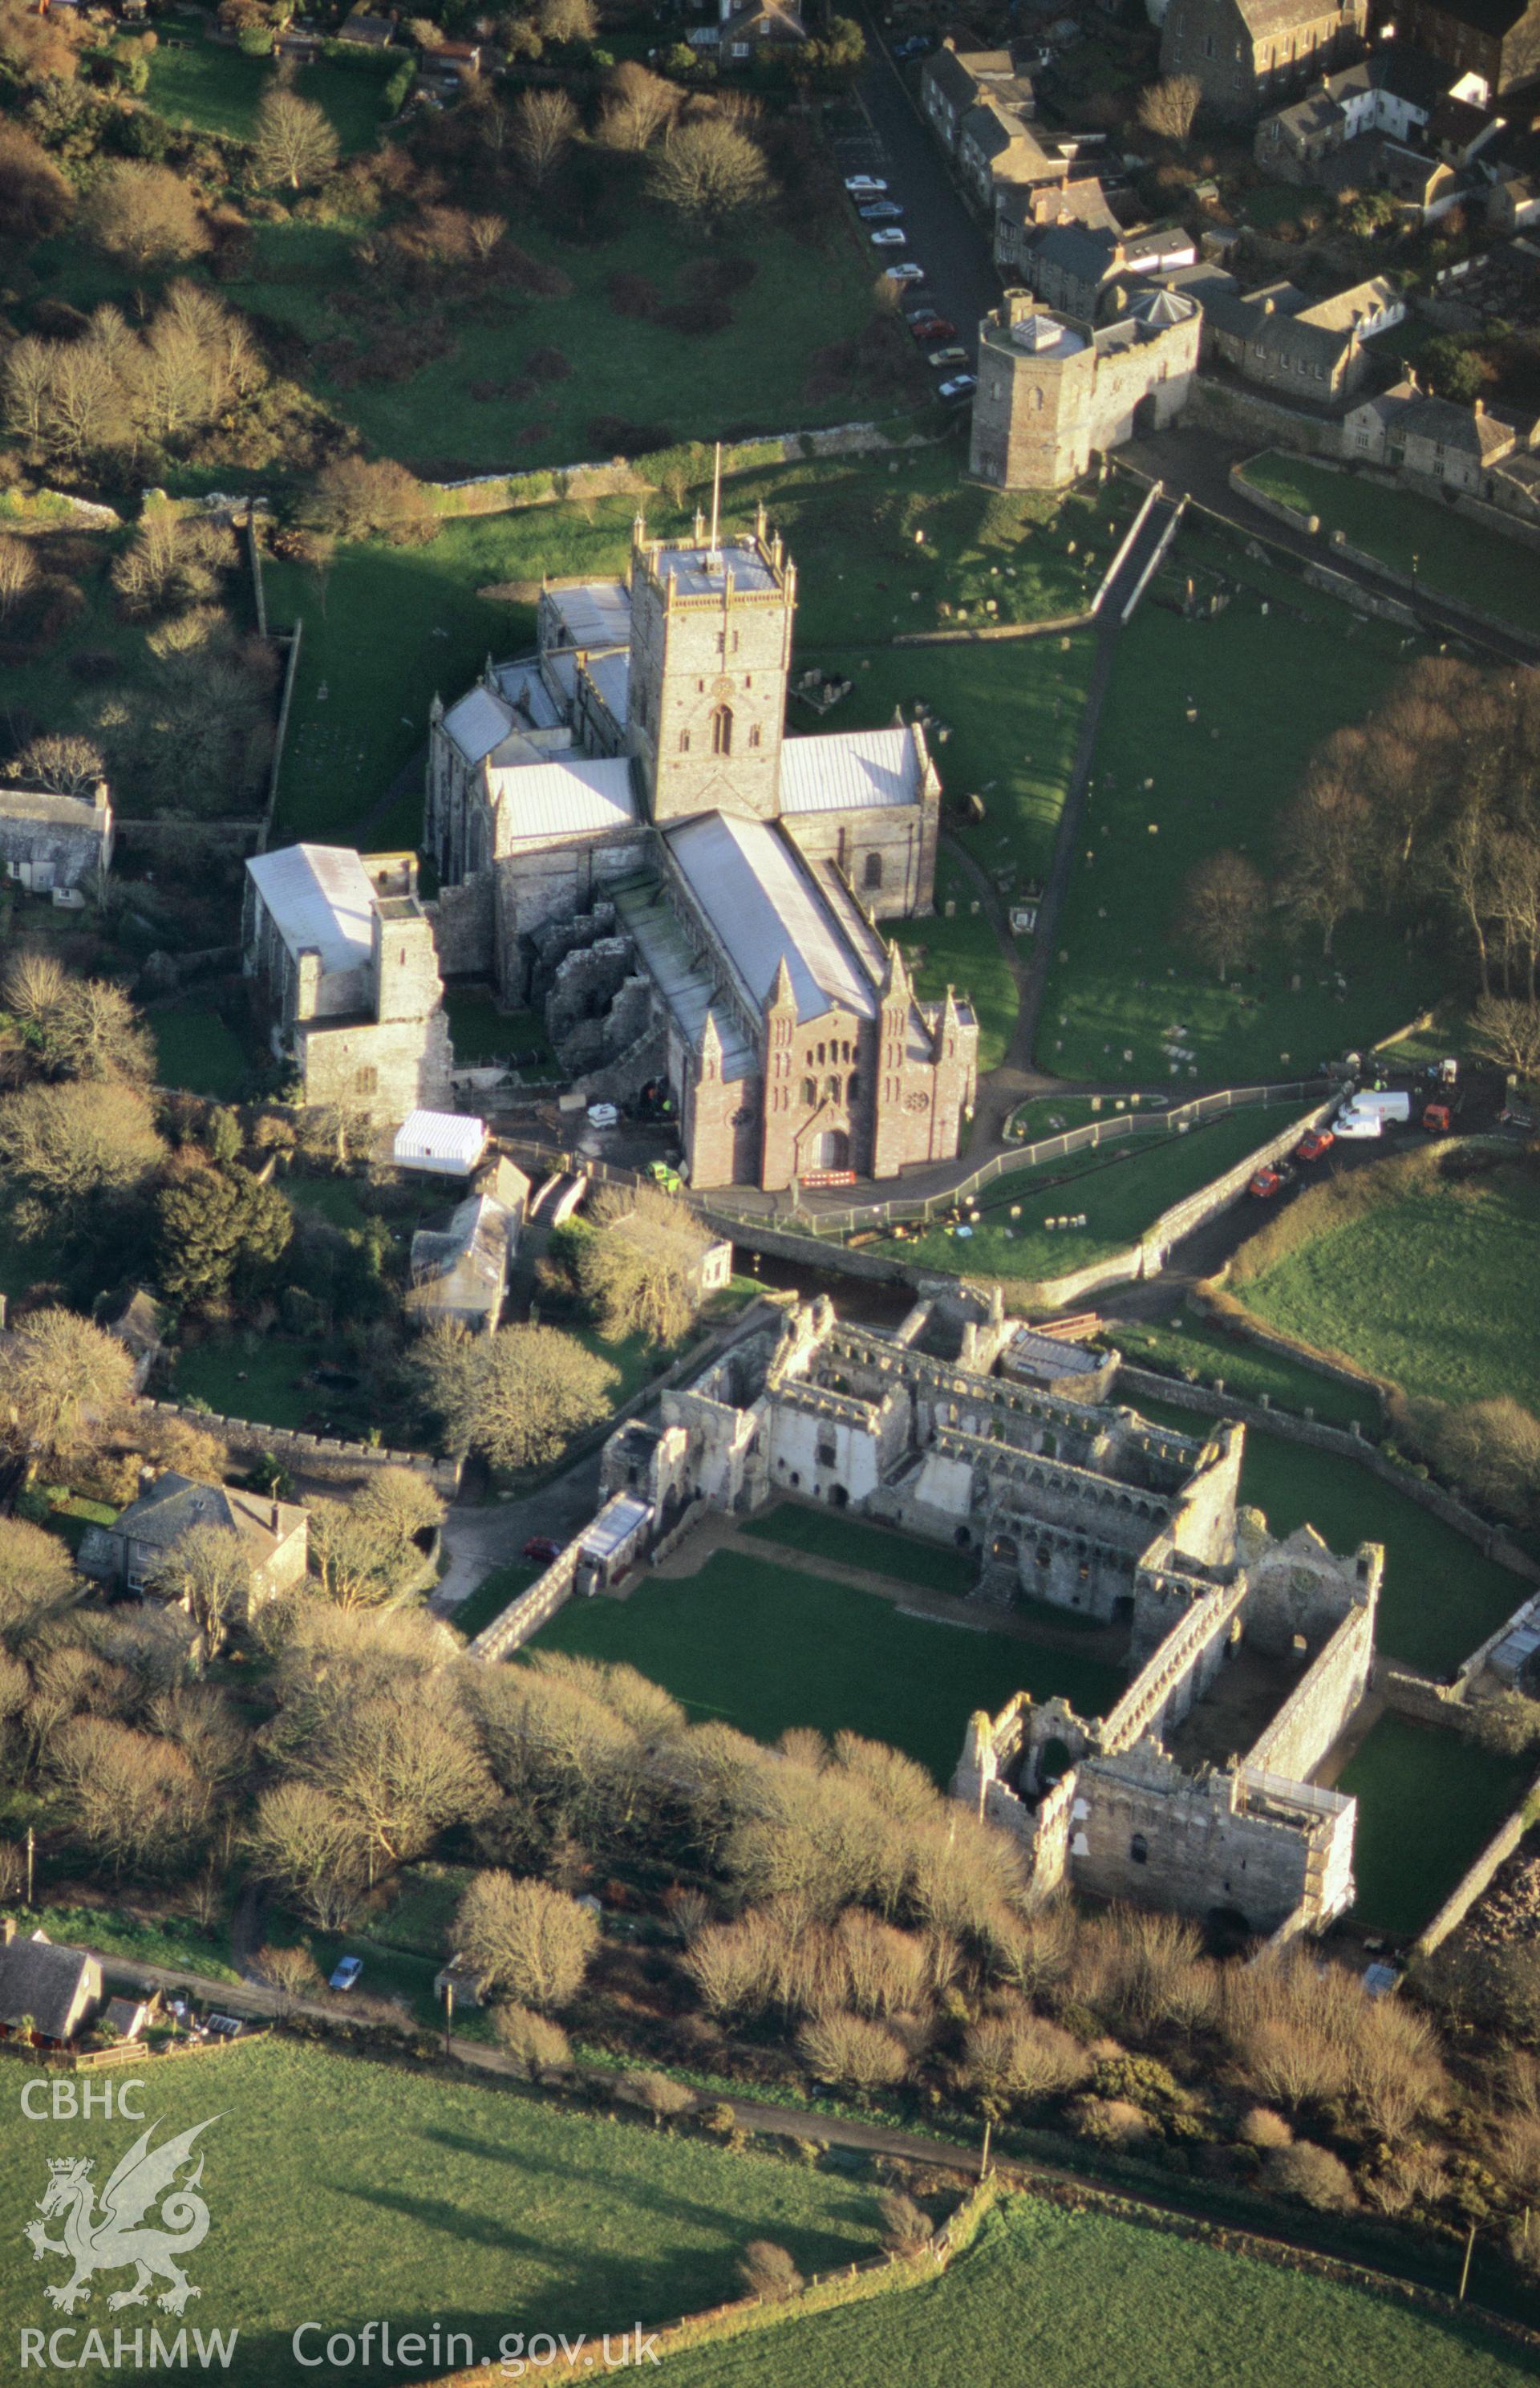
[1140,1100,1335,1263]
[1414,1768,1540,1956]
[1187,1295,1389,1405]
[1302,561,1420,630]
[1185,375,1336,457]
[132,1397,461,1496]
[469,1542,581,1660]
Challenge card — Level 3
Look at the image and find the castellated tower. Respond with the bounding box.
[625,506,795,824]
[969,293,1100,491]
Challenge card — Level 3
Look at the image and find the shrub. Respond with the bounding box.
[489,2001,571,2079]
[1262,2140,1358,2212]
[796,2009,909,2094]
[1067,2095,1151,2146]
[737,2240,802,2301]
[1237,2106,1293,2150]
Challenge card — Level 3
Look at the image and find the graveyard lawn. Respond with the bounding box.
[0,2038,886,2388]
[523,1548,1125,1785]
[144,35,399,152]
[1238,451,1540,639]
[1038,524,1440,1085]
[659,2192,1538,2388]
[865,1103,1314,1287]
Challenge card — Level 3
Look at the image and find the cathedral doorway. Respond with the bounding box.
[812,1127,849,1170]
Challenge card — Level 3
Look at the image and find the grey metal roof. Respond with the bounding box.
[583,651,630,725]
[779,727,923,815]
[545,580,631,651]
[666,813,879,1027]
[444,686,516,765]
[246,844,375,979]
[486,756,638,841]
[491,659,566,732]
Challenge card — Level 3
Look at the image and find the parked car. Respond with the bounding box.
[329,1956,363,1993]
[586,1101,619,1128]
[1295,1127,1335,1162]
[893,32,930,56]
[938,373,978,402]
[908,315,950,343]
[845,174,888,193]
[858,201,906,220]
[522,1535,563,1565]
[928,346,970,369]
[869,228,907,247]
[884,262,925,283]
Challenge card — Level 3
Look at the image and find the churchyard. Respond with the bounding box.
[1237,452,1540,639]
[1038,521,1442,1085]
[660,2195,1540,2388]
[0,2038,888,2388]
[1336,1714,1531,1939]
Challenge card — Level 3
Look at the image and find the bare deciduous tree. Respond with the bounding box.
[598,61,679,151]
[84,163,209,270]
[1176,849,1267,981]
[251,1942,324,2015]
[0,1308,136,1480]
[737,2241,802,2301]
[511,87,578,188]
[647,119,774,231]
[416,1321,618,1470]
[148,1522,252,1661]
[244,1780,369,1928]
[253,89,339,191]
[6,732,103,796]
[454,1870,600,2010]
[616,2069,695,2128]
[796,2008,910,2092]
[0,535,37,624]
[51,1716,205,1874]
[1137,74,1202,146]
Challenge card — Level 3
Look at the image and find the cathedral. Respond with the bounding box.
[424,509,979,1193]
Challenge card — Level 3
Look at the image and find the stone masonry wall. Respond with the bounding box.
[1246,1600,1376,1782]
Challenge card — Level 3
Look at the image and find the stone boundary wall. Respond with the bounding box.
[1137,1098,1334,1265]
[1230,460,1538,647]
[1414,1766,1540,1956]
[1372,1660,1467,1723]
[131,1397,461,1496]
[261,619,303,853]
[1185,375,1337,457]
[469,1540,582,1660]
[1189,1295,1390,1402]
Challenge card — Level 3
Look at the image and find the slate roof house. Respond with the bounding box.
[78,1474,309,1618]
[1343,375,1539,491]
[1204,274,1404,394]
[1160,0,1368,118]
[405,1185,519,1334]
[0,780,112,897]
[0,1923,101,2046]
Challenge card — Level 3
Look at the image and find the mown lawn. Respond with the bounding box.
[172,1332,330,1431]
[1233,1162,1540,1411]
[741,1502,979,1595]
[662,2194,1538,2388]
[1111,1312,1375,1430]
[1338,1714,1529,1937]
[145,34,397,152]
[151,1001,253,1100]
[525,1548,1125,1783]
[868,1105,1313,1287]
[1039,524,1439,1084]
[0,2038,886,2388]
[893,849,1019,1074]
[448,1560,541,1642]
[23,1898,241,1984]
[1238,450,1540,638]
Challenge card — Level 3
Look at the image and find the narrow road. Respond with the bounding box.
[56,1943,1524,2334]
[850,11,1001,359]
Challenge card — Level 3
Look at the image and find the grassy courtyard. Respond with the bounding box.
[1238,451,1540,639]
[0,2038,885,2388]
[1337,1714,1530,1938]
[1039,524,1440,1084]
[150,1000,253,1100]
[664,2194,1537,2388]
[525,1547,1126,1784]
[866,1104,1313,1288]
[1230,1158,1540,1411]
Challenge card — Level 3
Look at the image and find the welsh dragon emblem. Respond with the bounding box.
[25,2116,217,2316]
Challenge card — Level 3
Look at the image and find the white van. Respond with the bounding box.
[1347,1089,1411,1123]
[1334,1105,1383,1139]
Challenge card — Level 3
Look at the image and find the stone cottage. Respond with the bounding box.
[1160,0,1368,119]
[79,1473,309,1621]
[0,779,112,896]
[0,1924,101,2046]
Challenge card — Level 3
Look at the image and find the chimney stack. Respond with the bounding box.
[270,1501,282,1534]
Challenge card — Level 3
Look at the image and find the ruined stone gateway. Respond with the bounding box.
[606,1290,1380,1941]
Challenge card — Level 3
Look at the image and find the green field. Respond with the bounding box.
[663,2194,1538,2388]
[869,1105,1312,1286]
[0,2038,884,2388]
[449,1559,541,1642]
[145,34,397,152]
[172,1332,331,1431]
[1126,1396,1523,1678]
[1039,525,1439,1083]
[525,1548,1126,1782]
[1338,1713,1530,1937]
[1238,451,1540,637]
[1234,1162,1540,1411]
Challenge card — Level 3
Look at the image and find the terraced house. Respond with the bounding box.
[1160,0,1368,118]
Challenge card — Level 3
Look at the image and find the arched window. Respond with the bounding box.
[748,724,761,749]
[825,1074,841,1103]
[711,705,733,756]
[679,729,691,752]
[1129,1834,1149,1866]
[801,1077,817,1106]
[863,851,883,892]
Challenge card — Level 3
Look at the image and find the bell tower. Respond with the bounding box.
[625,501,796,824]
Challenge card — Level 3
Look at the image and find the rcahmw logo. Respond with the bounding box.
[20,2111,237,2370]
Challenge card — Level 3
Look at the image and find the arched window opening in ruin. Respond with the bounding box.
[1036,1545,1052,1568]
[863,851,883,891]
[1039,1737,1072,1789]
[991,1535,1019,1567]
[1129,1834,1149,1865]
[711,705,733,756]
[830,1484,849,1508]
[954,1527,972,1548]
[789,1472,800,1487]
[748,724,761,749]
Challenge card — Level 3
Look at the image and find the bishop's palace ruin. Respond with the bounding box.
[574,1293,1383,1943]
